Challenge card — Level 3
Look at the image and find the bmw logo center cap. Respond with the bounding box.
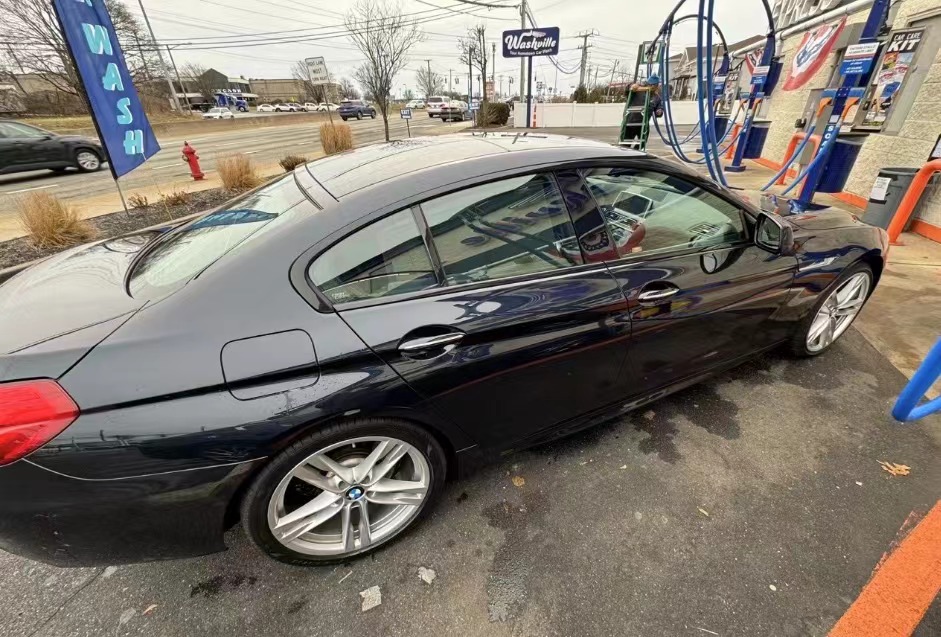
[347,487,365,501]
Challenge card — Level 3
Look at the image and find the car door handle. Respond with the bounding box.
[638,287,679,302]
[398,332,464,353]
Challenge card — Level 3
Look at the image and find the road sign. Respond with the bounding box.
[51,0,159,178]
[305,57,330,85]
[502,27,560,57]
[400,108,412,119]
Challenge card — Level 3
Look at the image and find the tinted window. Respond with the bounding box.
[582,168,746,257]
[421,174,582,285]
[0,122,47,138]
[129,176,308,298]
[309,209,436,304]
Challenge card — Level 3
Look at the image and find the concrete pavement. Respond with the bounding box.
[2,331,938,637]
[0,116,471,240]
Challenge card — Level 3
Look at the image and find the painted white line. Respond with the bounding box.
[243,150,260,154]
[150,164,184,171]
[1,184,60,195]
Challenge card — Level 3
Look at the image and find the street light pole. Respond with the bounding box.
[165,45,187,107]
[136,0,183,113]
[519,0,527,108]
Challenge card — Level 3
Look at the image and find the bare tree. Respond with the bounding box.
[415,66,444,99]
[344,0,424,141]
[180,63,217,106]
[0,0,161,102]
[458,25,488,103]
[339,77,360,100]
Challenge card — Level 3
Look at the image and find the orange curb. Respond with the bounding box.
[828,500,941,637]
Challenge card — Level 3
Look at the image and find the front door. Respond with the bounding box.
[573,164,798,397]
[309,173,631,449]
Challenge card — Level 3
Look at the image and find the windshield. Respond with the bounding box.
[427,97,444,103]
[128,176,311,299]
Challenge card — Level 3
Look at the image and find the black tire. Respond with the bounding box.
[240,418,447,566]
[341,117,348,121]
[356,112,363,120]
[787,262,874,357]
[370,112,376,119]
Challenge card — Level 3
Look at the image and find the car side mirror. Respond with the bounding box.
[755,212,795,256]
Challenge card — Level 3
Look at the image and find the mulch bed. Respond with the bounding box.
[0,188,233,271]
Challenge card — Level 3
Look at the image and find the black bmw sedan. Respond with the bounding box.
[0,133,887,567]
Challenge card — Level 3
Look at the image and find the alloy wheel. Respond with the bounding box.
[76,151,100,171]
[266,436,430,557]
[806,272,870,353]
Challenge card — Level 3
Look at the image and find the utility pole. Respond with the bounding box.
[593,65,600,88]
[576,30,597,88]
[165,45,187,107]
[468,45,473,104]
[136,0,182,112]
[606,59,619,102]
[491,41,496,101]
[425,59,432,98]
[520,0,527,107]
[448,69,453,97]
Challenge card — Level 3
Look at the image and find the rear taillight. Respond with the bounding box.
[0,380,78,466]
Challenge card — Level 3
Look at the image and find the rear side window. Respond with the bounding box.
[309,209,437,304]
[420,174,582,285]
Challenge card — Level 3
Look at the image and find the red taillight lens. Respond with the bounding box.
[0,380,78,466]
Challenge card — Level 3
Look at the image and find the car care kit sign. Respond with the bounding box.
[52,0,159,178]
[782,16,846,91]
[502,27,560,57]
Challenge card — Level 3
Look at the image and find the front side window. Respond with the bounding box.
[421,174,583,285]
[582,167,746,257]
[0,122,47,138]
[309,209,437,304]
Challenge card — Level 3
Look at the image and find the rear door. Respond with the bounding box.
[560,164,797,397]
[308,172,631,449]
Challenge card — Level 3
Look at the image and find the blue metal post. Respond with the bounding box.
[795,0,891,207]
[726,35,774,173]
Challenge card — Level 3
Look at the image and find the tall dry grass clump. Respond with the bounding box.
[279,154,308,172]
[218,153,262,191]
[17,192,96,248]
[320,122,353,155]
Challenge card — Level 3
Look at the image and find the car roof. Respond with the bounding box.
[300,132,639,201]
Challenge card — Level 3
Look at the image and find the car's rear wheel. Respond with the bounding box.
[356,112,363,120]
[241,418,446,566]
[789,263,873,357]
[341,117,348,121]
[75,149,102,172]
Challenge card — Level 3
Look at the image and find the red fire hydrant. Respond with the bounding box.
[182,142,204,181]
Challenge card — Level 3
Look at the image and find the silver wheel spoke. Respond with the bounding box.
[340,505,355,552]
[357,501,372,549]
[368,444,408,484]
[293,464,341,493]
[821,317,835,348]
[353,440,393,483]
[273,491,342,542]
[806,272,870,352]
[367,478,427,506]
[309,453,354,484]
[808,313,830,342]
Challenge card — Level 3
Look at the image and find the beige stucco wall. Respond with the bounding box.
[761,0,941,228]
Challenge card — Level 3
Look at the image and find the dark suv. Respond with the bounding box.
[0,120,104,175]
[338,100,377,121]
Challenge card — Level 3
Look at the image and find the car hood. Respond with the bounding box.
[0,231,163,380]
[737,190,861,231]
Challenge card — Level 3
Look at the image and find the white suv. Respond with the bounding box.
[426,96,447,118]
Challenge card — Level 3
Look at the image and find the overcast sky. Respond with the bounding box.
[127,0,769,96]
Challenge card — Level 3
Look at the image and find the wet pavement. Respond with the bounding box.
[3,330,939,636]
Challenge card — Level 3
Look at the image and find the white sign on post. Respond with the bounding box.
[305,57,329,85]
[400,108,412,120]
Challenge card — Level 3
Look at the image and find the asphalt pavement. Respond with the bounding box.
[2,331,939,637]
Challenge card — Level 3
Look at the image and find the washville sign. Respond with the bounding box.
[502,27,561,58]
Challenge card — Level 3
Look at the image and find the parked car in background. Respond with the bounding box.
[257,103,275,113]
[406,100,426,109]
[338,99,377,121]
[303,103,319,112]
[189,102,212,113]
[0,133,887,568]
[202,107,234,120]
[316,103,339,112]
[426,96,447,117]
[439,101,470,122]
[274,103,301,112]
[0,119,104,175]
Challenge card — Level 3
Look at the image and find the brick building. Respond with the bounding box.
[744,0,941,240]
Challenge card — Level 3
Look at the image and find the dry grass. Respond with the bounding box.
[279,154,308,172]
[217,153,262,191]
[19,112,192,134]
[320,122,353,155]
[127,192,149,209]
[17,192,97,248]
[160,189,191,206]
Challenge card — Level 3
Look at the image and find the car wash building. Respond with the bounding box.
[740,0,941,241]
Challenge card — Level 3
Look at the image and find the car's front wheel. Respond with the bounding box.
[241,418,446,566]
[356,112,363,120]
[789,262,873,357]
[75,149,102,172]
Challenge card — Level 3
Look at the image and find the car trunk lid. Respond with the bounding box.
[0,231,162,381]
